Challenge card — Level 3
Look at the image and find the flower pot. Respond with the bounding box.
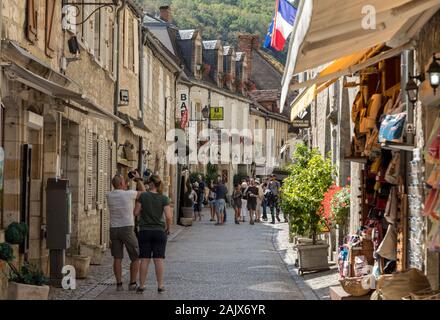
[182,207,194,219]
[79,244,104,265]
[180,218,193,226]
[65,255,91,279]
[7,282,50,300]
[295,244,330,275]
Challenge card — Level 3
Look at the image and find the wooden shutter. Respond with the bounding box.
[96,137,106,209]
[27,0,38,43]
[133,18,139,74]
[85,130,94,211]
[45,0,57,57]
[123,9,129,68]
[101,140,111,247]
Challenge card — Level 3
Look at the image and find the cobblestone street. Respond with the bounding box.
[50,208,339,300]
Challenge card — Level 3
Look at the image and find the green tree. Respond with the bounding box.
[281,143,336,244]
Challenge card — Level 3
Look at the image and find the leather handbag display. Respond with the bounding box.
[385,152,400,185]
[365,94,382,130]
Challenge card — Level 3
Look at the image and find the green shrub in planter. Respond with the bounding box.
[281,143,335,244]
[0,243,14,262]
[5,222,29,245]
[9,263,48,286]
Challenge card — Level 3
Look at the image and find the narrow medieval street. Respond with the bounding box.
[49,207,338,300]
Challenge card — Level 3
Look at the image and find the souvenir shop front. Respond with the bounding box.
[336,44,440,299]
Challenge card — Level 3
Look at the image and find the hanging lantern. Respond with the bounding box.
[405,76,419,105]
[427,54,440,95]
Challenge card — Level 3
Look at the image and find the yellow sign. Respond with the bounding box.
[210,107,224,121]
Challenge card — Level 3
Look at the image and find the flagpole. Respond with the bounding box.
[271,0,280,49]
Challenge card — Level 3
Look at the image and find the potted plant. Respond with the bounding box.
[4,222,28,270]
[330,185,351,237]
[281,143,335,275]
[79,244,104,265]
[65,255,91,279]
[0,243,49,300]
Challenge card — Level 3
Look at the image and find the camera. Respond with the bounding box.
[128,170,138,180]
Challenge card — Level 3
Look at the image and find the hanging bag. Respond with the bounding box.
[385,152,400,185]
[379,112,407,143]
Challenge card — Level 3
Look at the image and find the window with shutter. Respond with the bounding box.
[133,18,139,74]
[101,139,111,246]
[123,9,129,68]
[85,130,94,211]
[108,14,115,74]
[96,137,106,210]
[128,16,134,71]
[45,0,57,57]
[94,9,101,60]
[27,0,38,43]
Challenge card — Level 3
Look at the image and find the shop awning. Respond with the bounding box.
[290,84,316,121]
[2,62,126,125]
[281,0,440,109]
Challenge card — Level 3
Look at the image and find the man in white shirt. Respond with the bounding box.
[106,173,145,291]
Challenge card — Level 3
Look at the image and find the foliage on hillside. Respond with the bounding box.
[139,0,289,62]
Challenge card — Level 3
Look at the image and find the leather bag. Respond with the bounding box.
[373,268,431,300]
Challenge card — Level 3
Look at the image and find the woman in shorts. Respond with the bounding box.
[134,175,173,294]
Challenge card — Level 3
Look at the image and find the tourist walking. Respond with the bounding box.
[262,183,269,221]
[232,184,243,224]
[255,179,264,223]
[106,173,144,292]
[214,178,228,225]
[268,174,288,224]
[191,182,201,221]
[134,175,173,294]
[246,179,259,225]
[240,181,249,222]
[208,181,217,222]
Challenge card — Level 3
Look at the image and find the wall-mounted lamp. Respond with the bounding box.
[202,105,210,119]
[405,74,424,105]
[427,54,440,95]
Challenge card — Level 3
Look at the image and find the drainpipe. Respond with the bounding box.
[138,22,146,173]
[114,0,127,169]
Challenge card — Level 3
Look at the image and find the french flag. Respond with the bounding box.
[271,0,297,51]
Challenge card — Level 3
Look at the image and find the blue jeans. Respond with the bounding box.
[215,199,226,215]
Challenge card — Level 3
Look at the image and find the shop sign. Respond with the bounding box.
[210,107,224,121]
[178,88,189,129]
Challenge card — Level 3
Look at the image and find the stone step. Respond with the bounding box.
[0,230,5,243]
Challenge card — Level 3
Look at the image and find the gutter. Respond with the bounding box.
[114,0,127,158]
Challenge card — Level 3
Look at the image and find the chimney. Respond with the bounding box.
[237,34,259,84]
[159,5,171,23]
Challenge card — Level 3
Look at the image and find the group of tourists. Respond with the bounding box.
[106,170,172,294]
[189,174,288,226]
[232,175,288,225]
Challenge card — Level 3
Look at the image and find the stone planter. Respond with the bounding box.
[182,207,194,219]
[80,244,104,265]
[7,282,50,300]
[0,261,8,300]
[180,218,193,226]
[65,255,91,279]
[295,244,330,275]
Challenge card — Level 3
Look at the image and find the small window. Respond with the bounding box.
[94,10,101,59]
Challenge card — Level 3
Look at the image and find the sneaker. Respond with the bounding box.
[276,214,281,222]
[129,282,138,291]
[116,283,124,292]
[136,287,145,294]
[271,221,275,224]
[250,220,255,225]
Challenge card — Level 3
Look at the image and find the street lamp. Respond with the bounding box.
[405,74,423,105]
[427,54,440,95]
